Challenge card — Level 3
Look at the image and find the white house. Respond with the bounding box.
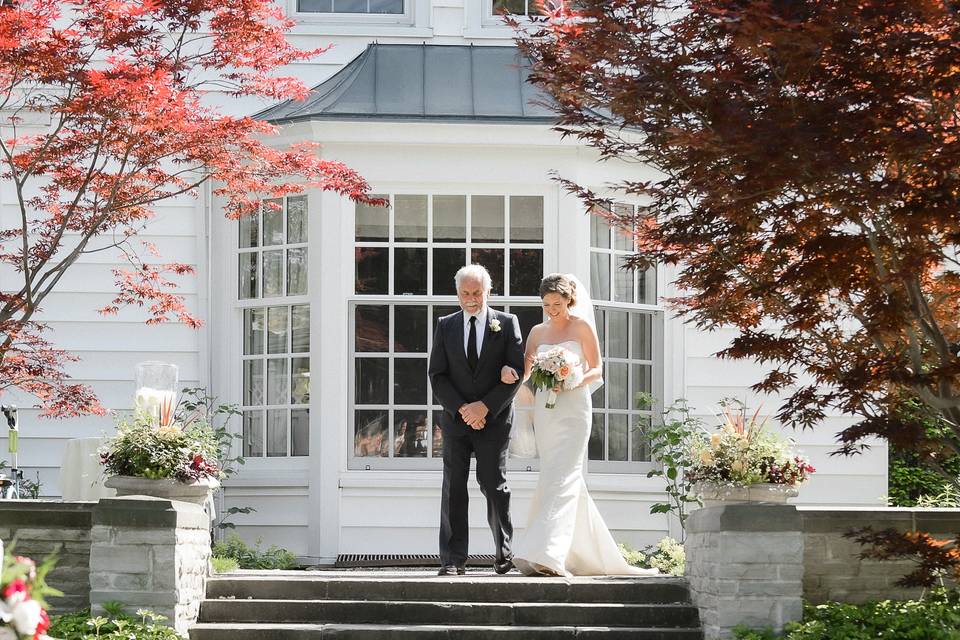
[2,1,888,564]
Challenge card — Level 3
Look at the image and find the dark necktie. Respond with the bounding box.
[467,315,479,370]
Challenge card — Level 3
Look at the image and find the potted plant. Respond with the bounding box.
[687,402,816,506]
[99,411,223,506]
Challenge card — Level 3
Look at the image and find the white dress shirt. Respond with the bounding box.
[462,306,487,358]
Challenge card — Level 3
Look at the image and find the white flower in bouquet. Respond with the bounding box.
[530,347,583,409]
[10,599,42,637]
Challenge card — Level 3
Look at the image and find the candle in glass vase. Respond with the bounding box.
[134,362,178,426]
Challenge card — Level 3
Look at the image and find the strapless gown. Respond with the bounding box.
[513,340,658,577]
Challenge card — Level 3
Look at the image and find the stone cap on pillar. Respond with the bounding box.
[93,495,209,530]
[688,504,802,533]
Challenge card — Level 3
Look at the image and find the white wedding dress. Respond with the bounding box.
[513,340,658,577]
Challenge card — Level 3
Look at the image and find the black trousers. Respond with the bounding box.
[438,427,513,567]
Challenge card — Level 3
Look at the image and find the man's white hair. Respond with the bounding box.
[454,264,492,292]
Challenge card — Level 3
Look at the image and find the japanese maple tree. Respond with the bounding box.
[0,0,381,416]
[515,1,960,476]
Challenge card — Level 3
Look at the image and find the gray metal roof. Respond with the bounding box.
[254,44,558,124]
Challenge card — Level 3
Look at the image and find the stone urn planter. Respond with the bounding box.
[694,481,799,507]
[103,475,220,507]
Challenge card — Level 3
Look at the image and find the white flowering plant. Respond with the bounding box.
[0,540,59,640]
[686,403,816,487]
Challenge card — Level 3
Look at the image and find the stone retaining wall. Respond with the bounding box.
[0,501,94,614]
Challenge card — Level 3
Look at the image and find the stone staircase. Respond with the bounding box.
[189,569,704,639]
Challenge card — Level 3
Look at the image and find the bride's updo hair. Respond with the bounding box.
[539,273,577,308]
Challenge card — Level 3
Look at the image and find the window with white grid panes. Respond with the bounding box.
[352,192,545,468]
[238,196,308,300]
[588,205,661,469]
[297,0,403,13]
[491,0,575,16]
[589,204,656,305]
[241,305,310,458]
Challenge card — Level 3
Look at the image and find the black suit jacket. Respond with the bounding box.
[428,308,525,437]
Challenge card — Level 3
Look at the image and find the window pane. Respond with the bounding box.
[431,411,444,457]
[509,248,542,297]
[590,209,610,249]
[356,196,389,242]
[589,413,605,460]
[632,313,651,360]
[394,305,428,353]
[632,363,652,400]
[287,196,307,244]
[356,247,388,294]
[471,196,504,242]
[243,411,263,457]
[292,305,310,353]
[355,357,389,404]
[613,203,634,251]
[509,196,543,242]
[609,414,628,461]
[263,250,283,298]
[614,255,634,303]
[369,0,403,12]
[267,358,289,405]
[395,247,427,295]
[299,0,333,10]
[238,253,258,299]
[590,252,610,301]
[607,361,628,409]
[394,358,427,405]
[267,409,288,457]
[244,308,264,355]
[292,357,310,404]
[356,305,389,352]
[433,195,466,242]
[395,410,428,457]
[608,310,628,358]
[287,248,308,296]
[433,248,465,295]
[267,306,288,354]
[639,267,657,305]
[292,409,309,457]
[355,410,388,457]
[493,0,526,14]
[239,212,259,248]
[511,305,542,350]
[471,248,504,296]
[333,0,365,10]
[263,199,284,246]
[632,415,651,462]
[395,195,427,242]
[243,360,263,406]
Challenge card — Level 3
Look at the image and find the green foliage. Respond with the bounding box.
[212,533,297,570]
[48,606,181,640]
[886,399,960,507]
[211,556,239,573]
[643,395,702,539]
[618,537,685,576]
[0,461,42,498]
[731,590,960,640]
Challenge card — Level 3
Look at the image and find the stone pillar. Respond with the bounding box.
[685,504,804,639]
[90,496,211,637]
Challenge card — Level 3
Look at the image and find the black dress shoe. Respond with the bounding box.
[493,558,514,574]
[438,565,466,576]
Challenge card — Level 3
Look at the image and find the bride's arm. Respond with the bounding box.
[578,320,603,388]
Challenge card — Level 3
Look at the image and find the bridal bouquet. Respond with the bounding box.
[530,346,584,409]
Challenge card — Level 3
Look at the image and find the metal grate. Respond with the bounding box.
[334,554,496,568]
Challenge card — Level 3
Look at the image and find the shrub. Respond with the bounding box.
[48,604,180,640]
[211,556,239,573]
[212,533,297,570]
[732,589,960,640]
[99,413,222,482]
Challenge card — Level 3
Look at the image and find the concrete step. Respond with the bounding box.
[204,574,692,604]
[198,599,701,628]
[189,622,705,639]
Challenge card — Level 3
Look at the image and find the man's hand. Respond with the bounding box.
[459,401,489,430]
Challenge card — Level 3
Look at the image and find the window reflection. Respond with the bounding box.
[355,410,389,457]
[395,410,428,457]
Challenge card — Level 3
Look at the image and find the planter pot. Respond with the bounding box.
[103,475,220,507]
[694,481,799,507]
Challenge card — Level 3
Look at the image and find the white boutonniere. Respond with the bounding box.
[489,318,502,333]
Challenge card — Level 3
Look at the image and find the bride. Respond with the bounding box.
[501,273,658,577]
